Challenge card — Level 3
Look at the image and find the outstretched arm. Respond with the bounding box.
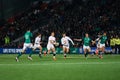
[68,37,74,45]
[74,39,82,42]
[91,40,96,45]
[61,39,65,45]
[95,38,100,41]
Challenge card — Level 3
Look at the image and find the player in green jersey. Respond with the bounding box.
[16,28,33,62]
[97,32,108,58]
[74,33,95,58]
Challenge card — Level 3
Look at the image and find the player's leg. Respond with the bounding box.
[16,43,26,62]
[51,46,56,60]
[98,44,103,58]
[47,44,51,55]
[99,48,102,58]
[17,49,25,57]
[99,44,105,58]
[85,48,90,58]
[65,47,69,58]
[87,47,91,56]
[47,45,51,56]
[47,50,50,55]
[39,45,42,57]
[17,43,26,58]
[96,44,100,56]
[28,43,33,60]
[84,49,87,57]
[63,46,67,58]
[83,45,87,58]
[16,50,25,62]
[101,44,105,57]
[95,48,99,56]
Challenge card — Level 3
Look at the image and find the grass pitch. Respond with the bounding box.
[0,54,120,80]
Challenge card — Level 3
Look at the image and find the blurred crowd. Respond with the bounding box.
[0,0,120,48]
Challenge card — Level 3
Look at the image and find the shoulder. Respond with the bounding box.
[61,37,64,39]
[49,36,52,38]
[66,36,69,38]
[36,37,40,39]
[49,36,55,39]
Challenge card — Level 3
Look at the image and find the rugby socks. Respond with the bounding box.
[98,51,103,58]
[84,52,87,57]
[64,52,67,58]
[39,51,42,57]
[86,52,88,57]
[17,52,22,58]
[29,50,33,57]
[53,52,56,57]
[85,51,89,58]
[99,51,103,55]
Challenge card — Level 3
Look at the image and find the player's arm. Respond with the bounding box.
[89,37,95,45]
[34,37,37,43]
[68,37,74,45]
[50,40,56,44]
[95,38,100,41]
[53,39,59,46]
[39,38,42,44]
[74,38,82,41]
[61,38,64,45]
[91,40,96,45]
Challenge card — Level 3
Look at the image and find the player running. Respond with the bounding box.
[74,33,95,58]
[61,33,74,58]
[33,33,42,58]
[47,32,58,60]
[97,32,108,58]
[95,34,101,55]
[16,28,33,62]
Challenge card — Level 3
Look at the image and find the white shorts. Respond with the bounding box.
[83,45,90,50]
[100,43,105,48]
[63,45,69,49]
[33,43,41,49]
[47,44,55,50]
[23,43,33,50]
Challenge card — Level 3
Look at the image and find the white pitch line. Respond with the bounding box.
[0,62,120,66]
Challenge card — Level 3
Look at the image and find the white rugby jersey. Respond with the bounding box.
[35,36,41,44]
[61,36,74,46]
[48,36,56,45]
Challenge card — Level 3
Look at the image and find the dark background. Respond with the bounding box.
[0,0,35,20]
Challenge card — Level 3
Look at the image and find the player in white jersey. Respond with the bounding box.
[95,38,101,55]
[47,32,58,60]
[61,33,74,58]
[33,33,42,57]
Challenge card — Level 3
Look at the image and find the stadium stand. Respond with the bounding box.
[0,0,120,48]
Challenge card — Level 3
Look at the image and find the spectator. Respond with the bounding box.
[4,35,10,47]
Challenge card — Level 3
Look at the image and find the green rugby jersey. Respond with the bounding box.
[100,36,107,44]
[24,31,33,43]
[83,37,91,46]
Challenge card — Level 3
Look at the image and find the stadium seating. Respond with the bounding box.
[0,0,120,48]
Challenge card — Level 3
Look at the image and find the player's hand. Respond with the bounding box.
[92,41,95,45]
[55,42,59,46]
